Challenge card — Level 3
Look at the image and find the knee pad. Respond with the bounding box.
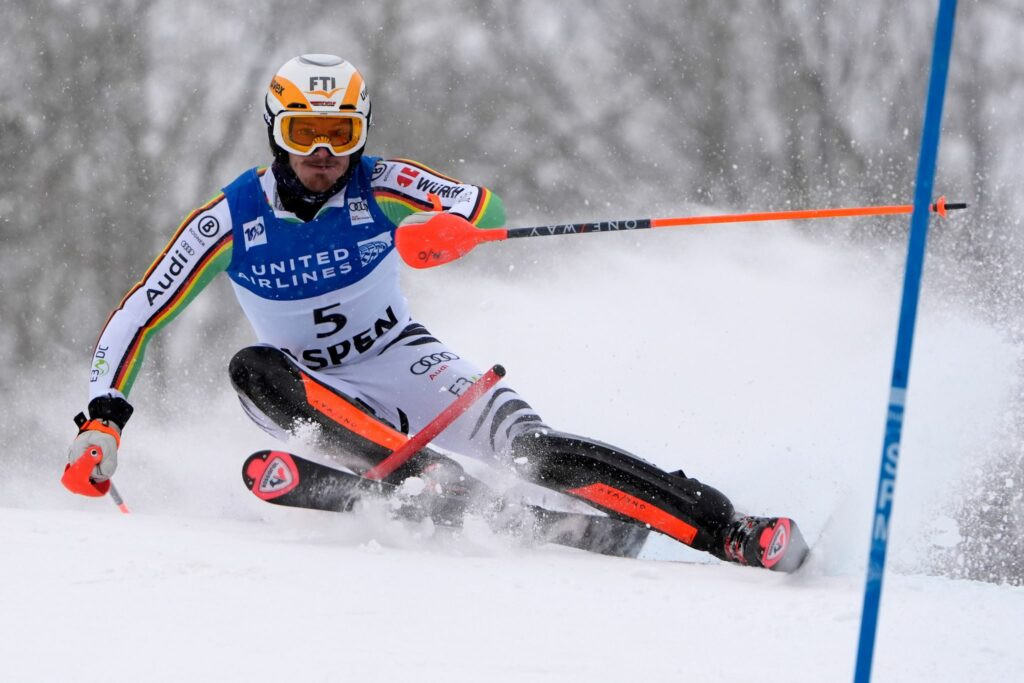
[229,346,309,430]
[229,346,463,482]
[229,346,394,464]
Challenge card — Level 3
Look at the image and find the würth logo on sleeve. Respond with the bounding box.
[396,166,420,188]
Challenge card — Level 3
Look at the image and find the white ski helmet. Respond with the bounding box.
[264,54,371,157]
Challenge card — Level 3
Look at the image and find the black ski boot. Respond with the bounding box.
[719,516,809,573]
[393,458,484,528]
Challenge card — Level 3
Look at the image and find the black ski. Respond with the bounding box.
[242,450,651,559]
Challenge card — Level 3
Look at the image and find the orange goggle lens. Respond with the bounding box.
[277,114,365,156]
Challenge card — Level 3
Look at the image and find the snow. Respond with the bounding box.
[5,222,1023,681]
[4,507,1023,682]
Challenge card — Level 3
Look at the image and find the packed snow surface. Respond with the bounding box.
[5,223,1022,681]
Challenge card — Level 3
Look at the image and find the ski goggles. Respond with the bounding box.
[272,112,367,156]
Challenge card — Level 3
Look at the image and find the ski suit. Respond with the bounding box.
[89,156,540,460]
[88,156,735,554]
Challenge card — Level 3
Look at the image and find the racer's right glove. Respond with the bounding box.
[63,395,133,496]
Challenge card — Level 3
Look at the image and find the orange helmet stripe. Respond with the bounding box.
[341,72,364,108]
[269,75,311,110]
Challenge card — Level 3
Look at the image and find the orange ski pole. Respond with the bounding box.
[396,196,967,269]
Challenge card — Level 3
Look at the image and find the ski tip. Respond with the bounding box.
[242,450,301,501]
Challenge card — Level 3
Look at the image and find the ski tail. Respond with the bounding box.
[529,507,650,559]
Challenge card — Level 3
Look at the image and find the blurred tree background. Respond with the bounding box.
[2,0,1021,582]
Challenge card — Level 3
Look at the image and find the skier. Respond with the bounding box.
[66,54,807,571]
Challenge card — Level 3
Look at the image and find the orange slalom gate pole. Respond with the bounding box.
[397,196,967,269]
[363,365,506,481]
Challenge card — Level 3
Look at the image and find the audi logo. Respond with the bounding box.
[410,352,459,375]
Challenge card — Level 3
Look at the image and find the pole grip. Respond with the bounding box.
[61,449,111,497]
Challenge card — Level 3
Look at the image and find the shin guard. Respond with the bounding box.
[510,430,734,552]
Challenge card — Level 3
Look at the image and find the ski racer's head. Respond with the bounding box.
[264,54,371,193]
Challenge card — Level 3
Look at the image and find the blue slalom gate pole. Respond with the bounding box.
[853,2,958,682]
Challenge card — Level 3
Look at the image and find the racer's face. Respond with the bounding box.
[289,147,350,192]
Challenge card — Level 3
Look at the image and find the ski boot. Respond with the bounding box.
[720,515,809,572]
[393,458,483,528]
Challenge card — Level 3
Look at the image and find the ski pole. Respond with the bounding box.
[363,365,506,481]
[108,481,131,514]
[396,196,967,269]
